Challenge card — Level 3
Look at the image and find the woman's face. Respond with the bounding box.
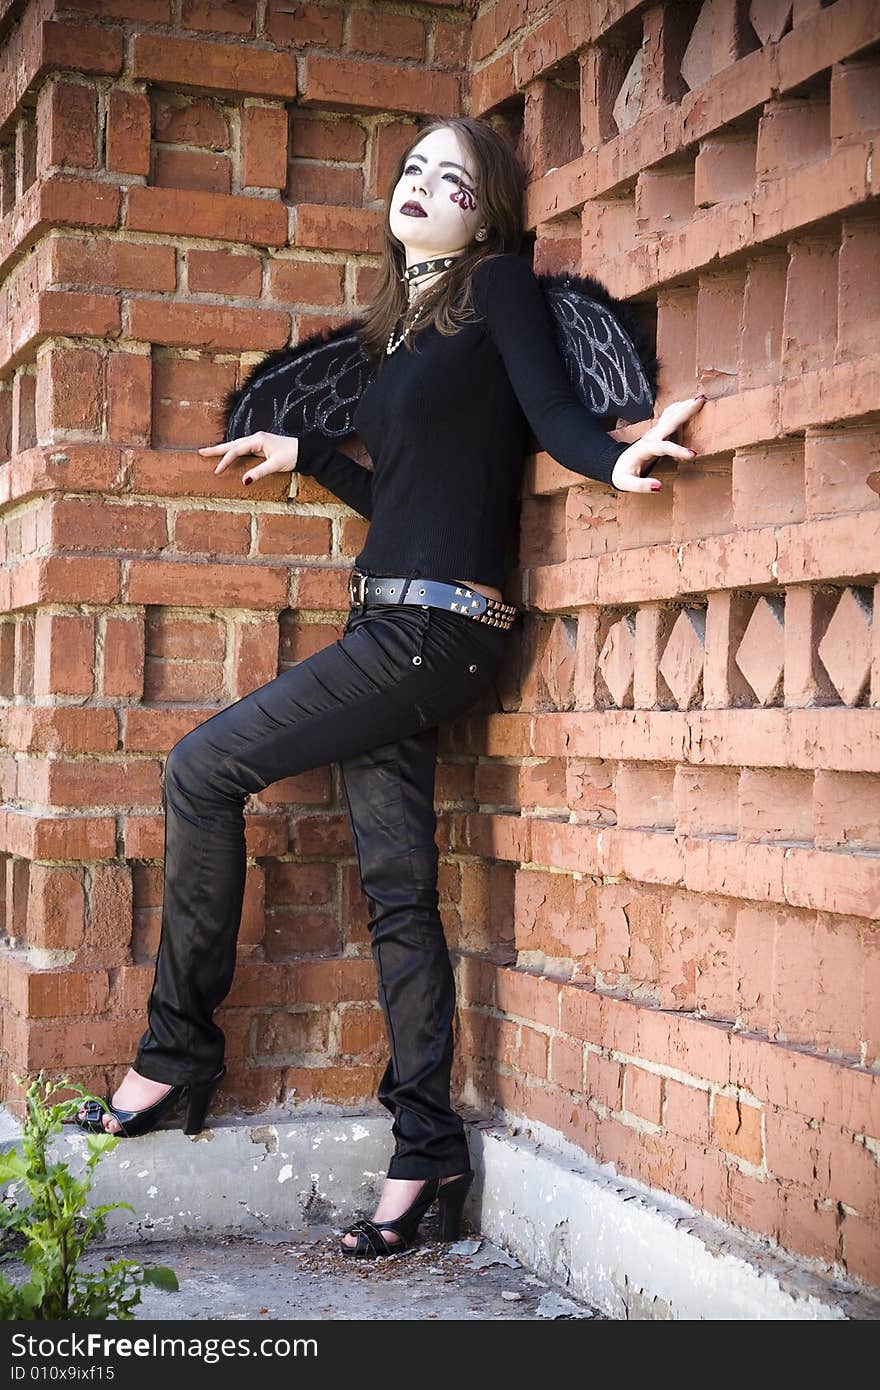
[389,126,483,260]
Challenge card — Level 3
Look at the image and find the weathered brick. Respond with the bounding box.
[33,612,95,696]
[241,105,289,189]
[127,298,289,352]
[125,185,288,246]
[36,80,97,171]
[130,33,296,99]
[26,864,86,951]
[153,146,231,194]
[106,89,151,176]
[713,1094,764,1167]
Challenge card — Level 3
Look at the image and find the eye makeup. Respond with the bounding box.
[449,185,477,212]
[403,158,476,198]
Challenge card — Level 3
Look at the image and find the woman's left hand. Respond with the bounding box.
[610,394,707,493]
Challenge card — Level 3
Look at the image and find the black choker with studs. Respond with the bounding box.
[389,254,463,354]
[401,255,460,285]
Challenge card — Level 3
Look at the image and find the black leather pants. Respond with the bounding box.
[134,590,510,1179]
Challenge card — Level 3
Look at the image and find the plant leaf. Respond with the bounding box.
[141,1265,179,1292]
[0,1152,28,1181]
[85,1133,119,1157]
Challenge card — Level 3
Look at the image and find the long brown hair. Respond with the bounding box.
[357,116,526,365]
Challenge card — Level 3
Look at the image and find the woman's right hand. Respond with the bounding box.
[198,431,300,486]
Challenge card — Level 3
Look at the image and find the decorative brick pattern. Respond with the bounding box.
[735,596,786,706]
[597,613,636,708]
[658,607,705,710]
[817,585,872,705]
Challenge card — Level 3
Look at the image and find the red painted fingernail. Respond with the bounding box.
[243,476,252,485]
[651,481,662,490]
[687,448,697,455]
[695,394,707,401]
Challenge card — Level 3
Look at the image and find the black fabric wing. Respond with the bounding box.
[221,319,371,444]
[535,269,658,427]
[220,270,657,445]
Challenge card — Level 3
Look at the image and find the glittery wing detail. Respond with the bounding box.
[536,270,658,425]
[221,319,372,444]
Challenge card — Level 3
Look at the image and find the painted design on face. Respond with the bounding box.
[450,185,477,213]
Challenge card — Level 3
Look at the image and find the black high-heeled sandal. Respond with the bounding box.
[73,1065,226,1138]
[340,1171,474,1258]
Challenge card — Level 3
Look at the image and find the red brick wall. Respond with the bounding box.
[1,0,879,1290]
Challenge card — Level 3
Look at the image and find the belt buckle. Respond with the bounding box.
[348,570,366,608]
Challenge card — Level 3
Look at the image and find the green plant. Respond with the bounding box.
[0,1072,178,1319]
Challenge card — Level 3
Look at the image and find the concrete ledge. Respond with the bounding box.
[469,1116,880,1320]
[2,1104,878,1319]
[41,1106,395,1242]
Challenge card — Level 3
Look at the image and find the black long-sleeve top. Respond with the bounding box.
[293,252,631,591]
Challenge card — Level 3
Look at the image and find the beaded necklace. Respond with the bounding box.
[386,254,460,356]
[386,306,424,356]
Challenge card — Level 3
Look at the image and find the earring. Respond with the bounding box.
[475,228,487,240]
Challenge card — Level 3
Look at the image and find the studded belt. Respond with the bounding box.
[348,569,519,630]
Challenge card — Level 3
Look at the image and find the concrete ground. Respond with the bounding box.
[4,1107,874,1319]
[77,1223,606,1321]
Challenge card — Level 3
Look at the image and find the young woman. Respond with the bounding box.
[76,116,705,1258]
